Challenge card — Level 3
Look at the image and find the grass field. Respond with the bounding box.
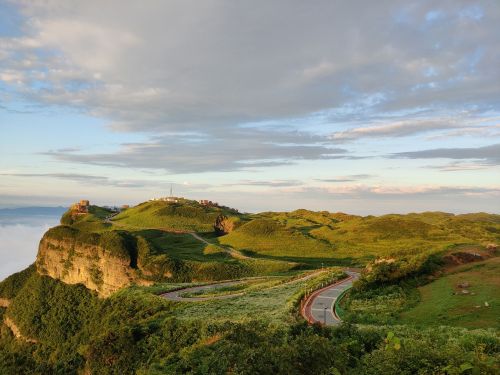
[218,218,340,260]
[400,257,500,329]
[134,229,230,262]
[169,269,343,324]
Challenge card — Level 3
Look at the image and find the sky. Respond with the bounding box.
[0,0,499,214]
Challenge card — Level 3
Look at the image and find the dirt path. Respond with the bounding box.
[188,232,250,260]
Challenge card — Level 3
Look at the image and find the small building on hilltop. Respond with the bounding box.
[199,199,220,207]
[71,200,90,214]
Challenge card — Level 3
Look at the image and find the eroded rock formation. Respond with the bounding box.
[35,227,151,297]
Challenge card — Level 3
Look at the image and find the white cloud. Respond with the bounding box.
[1,0,499,134]
[0,216,59,281]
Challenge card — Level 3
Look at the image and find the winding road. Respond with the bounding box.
[161,270,324,302]
[161,281,246,302]
[161,270,359,326]
[302,270,360,326]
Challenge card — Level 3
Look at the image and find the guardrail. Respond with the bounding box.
[333,286,351,320]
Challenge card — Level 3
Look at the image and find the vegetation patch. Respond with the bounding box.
[399,257,500,328]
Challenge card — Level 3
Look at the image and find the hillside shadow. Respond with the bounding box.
[238,249,370,268]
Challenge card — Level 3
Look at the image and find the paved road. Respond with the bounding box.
[302,271,360,326]
[161,281,245,302]
[161,270,325,302]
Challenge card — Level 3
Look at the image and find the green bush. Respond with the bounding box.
[0,264,35,299]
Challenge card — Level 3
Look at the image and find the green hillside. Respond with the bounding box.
[1,202,499,374]
[112,199,243,233]
[400,256,500,328]
[219,210,500,267]
[1,262,499,374]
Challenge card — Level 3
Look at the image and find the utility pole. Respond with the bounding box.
[323,307,327,325]
[170,184,173,197]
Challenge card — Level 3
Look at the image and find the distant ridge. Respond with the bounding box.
[0,206,67,216]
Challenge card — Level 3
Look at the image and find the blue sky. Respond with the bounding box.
[0,0,499,214]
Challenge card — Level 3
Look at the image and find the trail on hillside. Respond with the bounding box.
[188,232,250,260]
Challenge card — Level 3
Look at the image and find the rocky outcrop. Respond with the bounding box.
[214,214,240,235]
[36,227,152,297]
[0,298,10,307]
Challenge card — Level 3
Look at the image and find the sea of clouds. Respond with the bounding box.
[0,215,60,281]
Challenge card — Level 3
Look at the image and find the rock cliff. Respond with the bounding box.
[35,226,151,297]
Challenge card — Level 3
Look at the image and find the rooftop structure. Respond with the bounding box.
[71,200,90,214]
[199,199,219,207]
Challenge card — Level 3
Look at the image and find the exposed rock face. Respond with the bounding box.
[214,214,239,235]
[36,227,151,297]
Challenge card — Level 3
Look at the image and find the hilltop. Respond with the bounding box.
[111,198,243,233]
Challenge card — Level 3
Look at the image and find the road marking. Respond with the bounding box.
[315,296,336,300]
[311,308,333,312]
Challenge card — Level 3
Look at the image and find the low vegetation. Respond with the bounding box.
[400,257,500,328]
[1,270,498,374]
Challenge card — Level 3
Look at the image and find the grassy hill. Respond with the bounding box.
[111,199,243,233]
[218,210,500,267]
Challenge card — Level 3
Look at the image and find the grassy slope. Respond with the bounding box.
[219,210,500,266]
[218,218,336,260]
[112,199,243,233]
[134,229,228,262]
[400,257,500,328]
